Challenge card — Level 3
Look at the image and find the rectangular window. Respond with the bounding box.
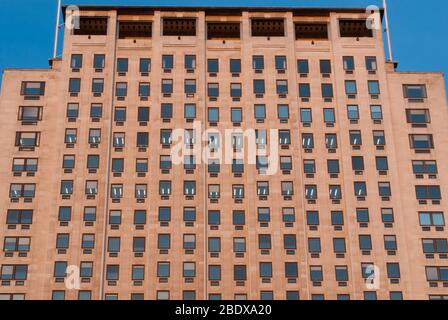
[234,265,247,281]
[299,83,311,97]
[231,108,242,123]
[409,134,434,149]
[184,79,196,94]
[310,266,323,281]
[403,84,427,99]
[359,235,372,250]
[110,184,123,199]
[320,60,331,74]
[412,160,437,174]
[86,154,100,169]
[275,56,287,70]
[329,185,342,200]
[387,263,401,279]
[282,208,295,223]
[183,208,196,222]
[208,107,219,122]
[253,80,265,94]
[323,108,335,124]
[159,181,172,196]
[300,108,312,123]
[140,58,151,73]
[285,262,298,278]
[12,158,38,172]
[297,60,309,74]
[139,83,150,97]
[279,130,291,145]
[184,181,196,195]
[162,55,173,69]
[257,208,270,222]
[415,186,441,200]
[71,54,83,69]
[302,133,314,149]
[257,182,269,196]
[138,107,150,122]
[252,56,264,70]
[373,131,386,146]
[343,56,355,71]
[365,56,377,71]
[347,105,359,120]
[114,107,126,122]
[207,83,219,97]
[15,132,40,147]
[185,55,196,70]
[209,265,221,281]
[327,160,340,174]
[336,266,349,281]
[370,105,383,120]
[368,80,380,95]
[160,155,172,169]
[90,103,102,118]
[350,131,362,146]
[331,211,344,226]
[259,262,272,278]
[57,207,70,222]
[67,103,79,118]
[321,83,333,98]
[376,157,388,171]
[68,78,81,93]
[230,59,241,73]
[88,129,101,144]
[83,207,96,222]
[276,80,288,94]
[113,133,125,147]
[354,182,367,197]
[422,239,448,253]
[134,210,146,225]
[303,160,315,173]
[115,82,127,97]
[305,185,317,200]
[254,104,266,120]
[345,80,357,94]
[18,106,42,121]
[406,109,430,124]
[325,134,337,149]
[426,267,448,282]
[280,156,292,170]
[184,104,196,120]
[207,59,219,73]
[384,235,397,251]
[231,83,242,97]
[93,54,105,69]
[92,79,104,93]
[117,58,128,73]
[356,208,369,223]
[161,103,173,119]
[378,182,391,197]
[161,79,173,94]
[10,184,36,198]
[21,81,45,96]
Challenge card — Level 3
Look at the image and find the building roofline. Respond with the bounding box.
[62,5,384,17]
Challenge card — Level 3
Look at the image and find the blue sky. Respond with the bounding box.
[0,0,447,89]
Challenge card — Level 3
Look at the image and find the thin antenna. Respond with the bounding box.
[383,0,394,61]
[53,0,62,58]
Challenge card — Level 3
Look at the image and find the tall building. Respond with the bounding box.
[0,5,447,301]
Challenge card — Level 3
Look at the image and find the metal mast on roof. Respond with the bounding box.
[383,0,394,61]
[53,0,62,58]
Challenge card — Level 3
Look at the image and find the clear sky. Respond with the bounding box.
[0,0,447,89]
